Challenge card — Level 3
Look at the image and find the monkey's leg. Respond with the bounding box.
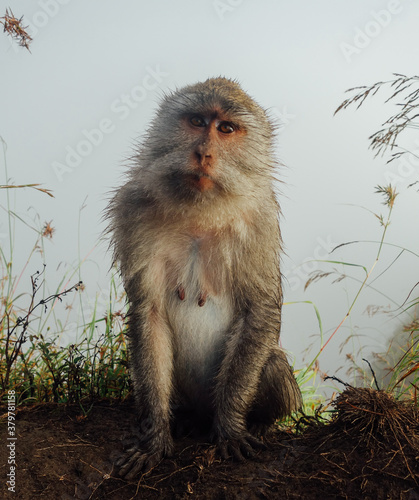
[116,309,174,479]
[247,348,302,436]
[211,318,276,461]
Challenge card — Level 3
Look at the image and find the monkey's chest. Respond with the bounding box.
[165,245,233,393]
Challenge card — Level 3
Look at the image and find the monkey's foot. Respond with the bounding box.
[215,433,266,462]
[116,444,169,480]
[248,421,273,438]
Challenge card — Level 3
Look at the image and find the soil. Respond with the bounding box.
[1,388,418,500]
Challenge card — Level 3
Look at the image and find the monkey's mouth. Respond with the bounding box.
[186,173,216,192]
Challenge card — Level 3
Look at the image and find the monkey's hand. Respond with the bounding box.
[212,429,266,462]
[116,437,173,480]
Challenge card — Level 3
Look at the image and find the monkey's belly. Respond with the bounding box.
[166,287,233,406]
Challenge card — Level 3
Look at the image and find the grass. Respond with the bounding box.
[0,255,130,409]
[0,135,129,410]
[0,225,129,409]
[300,184,399,369]
[284,74,419,406]
[335,73,419,162]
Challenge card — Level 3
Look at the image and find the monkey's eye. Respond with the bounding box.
[218,121,235,134]
[190,115,206,127]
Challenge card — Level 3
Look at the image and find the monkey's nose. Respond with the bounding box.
[195,151,212,164]
[195,141,212,158]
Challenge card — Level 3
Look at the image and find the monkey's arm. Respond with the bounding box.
[116,283,175,479]
[211,212,286,455]
[212,295,281,460]
[211,203,287,459]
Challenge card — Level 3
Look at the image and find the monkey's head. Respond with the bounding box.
[134,77,277,210]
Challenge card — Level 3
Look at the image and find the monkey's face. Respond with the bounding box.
[146,107,265,204]
[169,109,248,198]
[138,78,275,207]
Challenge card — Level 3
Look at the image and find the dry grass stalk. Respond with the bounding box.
[335,73,419,159]
[1,8,32,51]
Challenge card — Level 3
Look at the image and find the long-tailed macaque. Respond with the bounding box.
[107,77,302,479]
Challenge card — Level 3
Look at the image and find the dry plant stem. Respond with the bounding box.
[9,237,41,303]
[0,184,54,197]
[0,8,32,51]
[1,268,82,390]
[306,205,394,372]
[1,138,13,279]
[335,74,419,159]
[390,334,419,384]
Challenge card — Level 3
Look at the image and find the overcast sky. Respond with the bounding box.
[1,0,419,386]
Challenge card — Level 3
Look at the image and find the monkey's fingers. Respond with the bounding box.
[234,435,264,459]
[245,434,267,451]
[117,449,146,478]
[116,447,163,480]
[115,446,136,468]
[230,439,249,461]
[217,439,231,461]
[125,451,162,480]
[218,438,250,462]
[217,434,266,462]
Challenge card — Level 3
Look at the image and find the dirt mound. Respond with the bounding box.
[1,387,418,499]
[281,387,419,500]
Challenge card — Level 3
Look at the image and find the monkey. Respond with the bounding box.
[107,77,302,479]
